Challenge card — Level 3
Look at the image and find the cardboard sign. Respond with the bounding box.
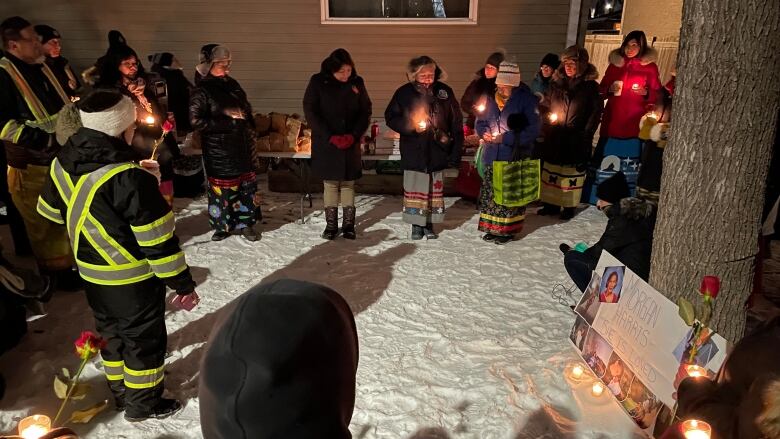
[570,252,728,436]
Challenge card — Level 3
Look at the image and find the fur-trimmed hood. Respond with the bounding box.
[55,102,83,146]
[608,47,658,68]
[605,197,657,220]
[552,62,599,85]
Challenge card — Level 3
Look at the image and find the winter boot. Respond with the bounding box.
[537,203,559,216]
[494,235,513,245]
[322,207,339,240]
[211,231,230,242]
[125,398,182,422]
[423,223,438,239]
[411,225,425,240]
[108,381,127,412]
[342,206,356,240]
[482,233,497,242]
[47,268,82,293]
[241,226,261,242]
[560,207,576,220]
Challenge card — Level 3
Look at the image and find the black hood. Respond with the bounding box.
[199,279,359,439]
[57,127,138,176]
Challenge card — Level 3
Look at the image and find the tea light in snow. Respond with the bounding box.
[18,415,50,439]
[681,419,711,439]
[570,364,584,379]
[685,365,707,379]
[591,382,604,397]
[632,83,640,91]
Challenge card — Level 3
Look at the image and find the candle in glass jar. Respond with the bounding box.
[591,382,605,397]
[681,419,711,439]
[145,115,156,125]
[571,364,584,379]
[686,365,707,379]
[18,415,50,439]
[418,120,427,130]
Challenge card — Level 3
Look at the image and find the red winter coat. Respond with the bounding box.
[599,48,661,139]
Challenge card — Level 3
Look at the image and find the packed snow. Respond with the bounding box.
[0,181,647,438]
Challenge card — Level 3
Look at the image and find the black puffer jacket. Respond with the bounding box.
[385,82,463,173]
[460,72,496,128]
[199,279,358,439]
[189,75,255,178]
[38,127,195,294]
[539,63,602,166]
[303,70,371,181]
[583,197,657,280]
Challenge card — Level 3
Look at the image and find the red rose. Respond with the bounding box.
[74,331,106,359]
[699,276,720,299]
[162,120,175,134]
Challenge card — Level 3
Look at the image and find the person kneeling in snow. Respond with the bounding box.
[199,279,358,439]
[561,171,656,291]
[36,89,199,421]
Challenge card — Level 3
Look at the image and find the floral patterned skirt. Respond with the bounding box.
[207,173,262,232]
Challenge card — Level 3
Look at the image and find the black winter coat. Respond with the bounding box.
[45,55,80,98]
[385,82,463,173]
[157,68,194,133]
[39,127,195,294]
[303,71,371,181]
[583,197,657,280]
[539,64,603,166]
[460,73,496,128]
[189,75,255,178]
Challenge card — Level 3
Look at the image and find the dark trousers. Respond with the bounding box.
[84,277,167,414]
[564,251,598,292]
[0,148,31,255]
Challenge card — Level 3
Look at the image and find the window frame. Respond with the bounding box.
[320,0,479,25]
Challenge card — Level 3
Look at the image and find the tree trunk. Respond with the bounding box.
[649,0,780,344]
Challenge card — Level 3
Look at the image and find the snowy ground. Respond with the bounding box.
[0,180,647,438]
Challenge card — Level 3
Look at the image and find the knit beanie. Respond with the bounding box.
[34,24,60,44]
[596,172,631,204]
[540,52,560,69]
[495,61,521,87]
[485,51,505,69]
[78,90,136,138]
[196,44,231,77]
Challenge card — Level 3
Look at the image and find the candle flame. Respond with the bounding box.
[686,365,707,378]
[548,113,558,123]
[418,121,427,130]
[591,382,604,396]
[21,425,48,439]
[571,365,584,378]
[145,115,155,125]
[476,104,486,113]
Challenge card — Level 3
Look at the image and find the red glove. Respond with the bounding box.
[342,134,354,146]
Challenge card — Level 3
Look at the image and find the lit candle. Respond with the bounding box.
[492,131,500,138]
[418,120,427,130]
[476,104,486,113]
[548,113,558,123]
[145,115,156,125]
[681,419,711,439]
[632,83,640,91]
[591,382,605,397]
[685,365,707,379]
[18,415,50,439]
[571,365,584,379]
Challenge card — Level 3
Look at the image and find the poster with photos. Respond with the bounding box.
[569,252,728,436]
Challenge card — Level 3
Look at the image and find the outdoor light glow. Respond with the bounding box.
[682,419,711,439]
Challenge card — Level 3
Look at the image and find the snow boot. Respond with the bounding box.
[560,207,576,220]
[322,207,339,240]
[482,233,497,242]
[411,225,425,240]
[241,226,261,242]
[423,223,438,239]
[125,398,182,422]
[342,206,356,240]
[494,236,513,245]
[537,204,559,216]
[211,231,230,242]
[559,243,572,254]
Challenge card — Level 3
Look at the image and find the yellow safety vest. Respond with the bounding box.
[0,56,69,143]
[36,159,188,286]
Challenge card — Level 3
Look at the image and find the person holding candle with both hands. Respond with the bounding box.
[385,56,463,240]
[475,61,540,244]
[538,45,602,220]
[460,51,504,129]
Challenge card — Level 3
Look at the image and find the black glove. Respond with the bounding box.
[559,243,571,254]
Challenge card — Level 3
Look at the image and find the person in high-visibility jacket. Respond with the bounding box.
[0,16,78,284]
[36,89,200,421]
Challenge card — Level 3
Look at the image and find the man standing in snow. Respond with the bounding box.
[37,89,199,421]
